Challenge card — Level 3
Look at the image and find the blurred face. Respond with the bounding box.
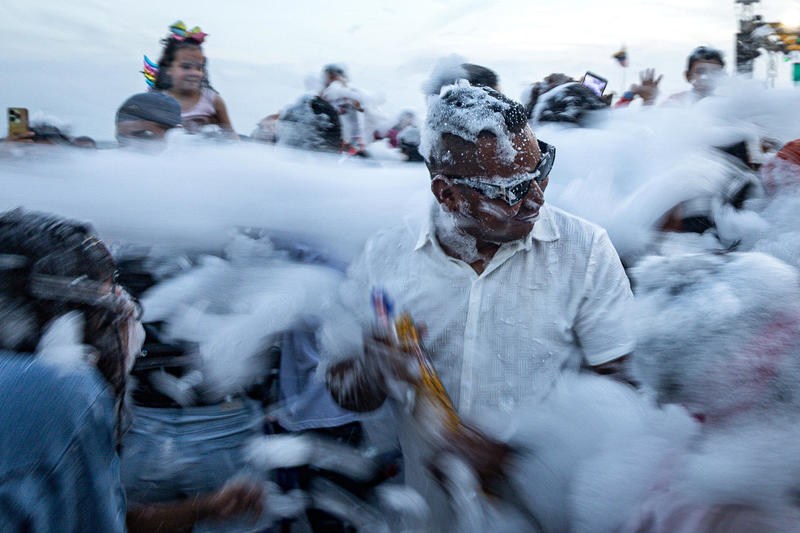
[686,60,724,96]
[167,47,205,92]
[431,126,548,244]
[116,119,171,148]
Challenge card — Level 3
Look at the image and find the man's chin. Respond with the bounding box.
[481,222,534,244]
[514,213,540,223]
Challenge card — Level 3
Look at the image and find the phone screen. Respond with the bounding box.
[582,72,608,97]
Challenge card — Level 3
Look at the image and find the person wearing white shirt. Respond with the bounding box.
[322,83,634,528]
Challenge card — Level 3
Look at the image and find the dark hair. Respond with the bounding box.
[426,62,500,95]
[523,73,575,118]
[71,136,96,148]
[115,92,182,128]
[154,36,214,92]
[687,46,725,72]
[462,63,499,90]
[323,64,347,80]
[0,209,130,442]
[29,124,71,145]
[278,95,342,152]
[529,82,607,126]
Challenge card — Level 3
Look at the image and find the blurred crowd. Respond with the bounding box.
[3,19,800,533]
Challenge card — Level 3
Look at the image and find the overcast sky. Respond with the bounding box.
[2,0,798,139]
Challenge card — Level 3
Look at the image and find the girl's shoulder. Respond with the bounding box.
[202,86,220,102]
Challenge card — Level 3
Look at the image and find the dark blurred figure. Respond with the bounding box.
[523,74,608,126]
[0,208,264,533]
[397,126,424,162]
[659,139,762,236]
[278,94,342,153]
[0,209,139,532]
[2,118,94,148]
[71,135,98,149]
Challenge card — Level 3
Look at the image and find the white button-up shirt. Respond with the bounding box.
[324,201,635,418]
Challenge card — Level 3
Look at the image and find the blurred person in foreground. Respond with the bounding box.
[115,92,182,148]
[0,209,263,532]
[588,251,800,532]
[322,82,634,528]
[666,45,726,105]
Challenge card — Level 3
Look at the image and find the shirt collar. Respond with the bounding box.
[414,202,560,252]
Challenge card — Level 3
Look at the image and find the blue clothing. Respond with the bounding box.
[121,399,263,504]
[120,399,272,533]
[0,353,126,532]
[277,320,359,432]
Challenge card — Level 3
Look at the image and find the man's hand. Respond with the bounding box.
[363,328,421,383]
[2,131,35,143]
[197,478,264,521]
[630,69,662,105]
[429,425,513,497]
[127,478,265,533]
[326,326,423,412]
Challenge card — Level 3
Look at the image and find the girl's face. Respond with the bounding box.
[167,47,205,92]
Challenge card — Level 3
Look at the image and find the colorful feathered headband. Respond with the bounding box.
[143,55,158,88]
[141,21,208,88]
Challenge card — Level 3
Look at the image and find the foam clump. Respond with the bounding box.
[420,80,525,166]
[631,251,800,419]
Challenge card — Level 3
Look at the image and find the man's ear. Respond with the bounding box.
[685,70,691,83]
[431,175,458,212]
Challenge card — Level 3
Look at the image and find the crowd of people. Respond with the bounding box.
[3,20,735,161]
[3,18,800,533]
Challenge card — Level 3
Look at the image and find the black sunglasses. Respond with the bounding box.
[448,140,556,206]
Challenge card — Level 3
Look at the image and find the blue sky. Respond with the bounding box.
[2,0,798,139]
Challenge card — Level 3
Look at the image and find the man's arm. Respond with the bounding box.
[326,331,422,412]
[126,479,264,533]
[575,230,637,383]
[320,238,391,413]
[326,356,388,412]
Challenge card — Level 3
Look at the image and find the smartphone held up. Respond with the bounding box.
[581,72,608,97]
[7,107,30,138]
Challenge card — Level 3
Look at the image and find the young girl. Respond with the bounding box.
[144,21,237,137]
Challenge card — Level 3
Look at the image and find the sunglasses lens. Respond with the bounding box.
[506,180,531,205]
[535,142,556,183]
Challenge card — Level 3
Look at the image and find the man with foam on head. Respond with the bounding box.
[323,81,634,527]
